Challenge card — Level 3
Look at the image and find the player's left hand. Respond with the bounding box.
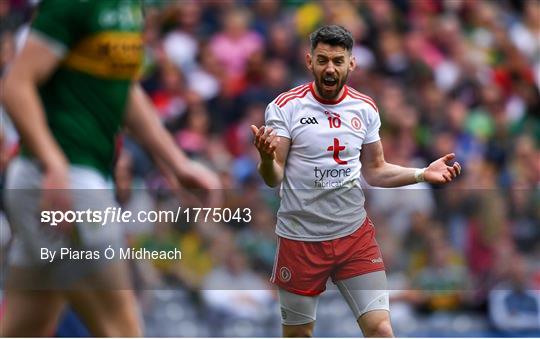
[424,153,462,184]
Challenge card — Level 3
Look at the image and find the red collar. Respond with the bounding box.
[309,82,348,105]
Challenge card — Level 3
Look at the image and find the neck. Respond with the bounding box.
[312,82,347,103]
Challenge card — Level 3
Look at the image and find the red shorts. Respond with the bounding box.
[271,218,385,296]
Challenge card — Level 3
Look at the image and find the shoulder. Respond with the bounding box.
[346,86,379,113]
[272,83,311,109]
[31,0,92,52]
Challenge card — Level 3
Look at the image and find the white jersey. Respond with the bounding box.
[265,82,381,241]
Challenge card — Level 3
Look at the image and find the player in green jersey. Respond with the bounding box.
[0,0,220,336]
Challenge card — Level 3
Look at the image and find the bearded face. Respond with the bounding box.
[307,43,355,100]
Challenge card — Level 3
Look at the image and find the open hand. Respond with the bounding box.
[424,153,462,184]
[250,125,280,162]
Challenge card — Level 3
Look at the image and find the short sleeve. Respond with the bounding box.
[31,0,87,56]
[363,108,381,144]
[265,103,290,139]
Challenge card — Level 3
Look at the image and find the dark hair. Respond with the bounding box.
[309,25,353,52]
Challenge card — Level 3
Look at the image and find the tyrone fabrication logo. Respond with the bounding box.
[313,166,352,188]
[327,138,347,165]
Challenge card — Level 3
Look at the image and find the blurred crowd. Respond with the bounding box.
[1,0,539,336]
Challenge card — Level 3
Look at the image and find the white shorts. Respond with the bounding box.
[4,157,125,288]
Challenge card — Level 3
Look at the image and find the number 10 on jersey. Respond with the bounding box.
[325,111,341,128]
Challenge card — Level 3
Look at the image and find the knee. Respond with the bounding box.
[283,324,314,337]
[363,319,393,338]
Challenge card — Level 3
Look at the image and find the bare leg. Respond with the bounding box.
[283,321,315,337]
[68,289,141,337]
[66,262,142,337]
[0,289,65,337]
[358,310,394,337]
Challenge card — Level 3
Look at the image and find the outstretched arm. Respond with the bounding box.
[360,140,461,187]
[250,125,290,187]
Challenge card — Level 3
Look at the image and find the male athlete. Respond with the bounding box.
[0,0,220,336]
[251,25,461,337]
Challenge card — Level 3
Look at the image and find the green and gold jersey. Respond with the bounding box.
[27,0,144,176]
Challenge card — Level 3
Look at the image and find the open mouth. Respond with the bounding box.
[322,76,338,91]
[322,76,338,88]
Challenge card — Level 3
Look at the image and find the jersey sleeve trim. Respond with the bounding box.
[274,131,291,138]
[276,84,311,108]
[29,29,67,57]
[348,87,379,113]
[362,137,381,145]
[275,84,307,104]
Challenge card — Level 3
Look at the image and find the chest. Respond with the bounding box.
[90,1,143,31]
[289,105,369,159]
[62,1,144,79]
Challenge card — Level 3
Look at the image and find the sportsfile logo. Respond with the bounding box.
[300,117,318,124]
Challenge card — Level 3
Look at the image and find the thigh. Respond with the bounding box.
[0,286,65,336]
[66,262,142,337]
[332,218,385,282]
[271,237,333,296]
[337,271,393,337]
[279,288,318,337]
[335,271,389,319]
[278,288,319,326]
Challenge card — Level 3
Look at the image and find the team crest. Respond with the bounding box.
[351,117,362,130]
[279,267,292,282]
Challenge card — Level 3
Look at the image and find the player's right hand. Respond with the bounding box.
[177,160,223,208]
[40,162,73,233]
[250,125,280,162]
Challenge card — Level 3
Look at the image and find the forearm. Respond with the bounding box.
[137,125,188,177]
[363,162,421,188]
[125,85,189,176]
[258,158,284,187]
[2,79,67,169]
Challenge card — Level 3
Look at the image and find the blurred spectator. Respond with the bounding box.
[175,98,211,159]
[412,227,472,313]
[0,1,25,35]
[201,230,273,324]
[489,254,540,336]
[162,1,202,72]
[209,7,264,91]
[465,193,513,308]
[0,32,16,76]
[148,61,189,121]
[187,43,224,102]
[237,205,276,274]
